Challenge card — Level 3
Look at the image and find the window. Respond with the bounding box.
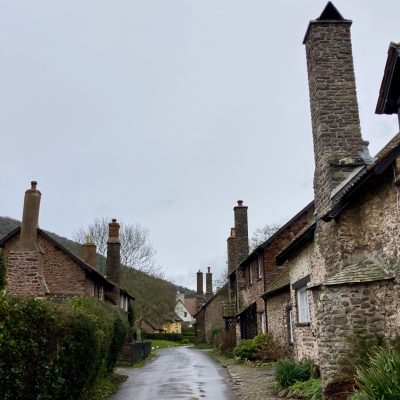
[249,265,253,286]
[288,308,294,343]
[261,312,266,334]
[184,312,187,318]
[297,287,310,323]
[257,255,263,279]
[292,275,311,324]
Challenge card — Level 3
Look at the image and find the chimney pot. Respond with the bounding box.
[237,200,243,206]
[207,266,211,273]
[31,181,37,190]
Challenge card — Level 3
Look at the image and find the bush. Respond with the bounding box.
[350,348,400,400]
[233,339,258,359]
[275,358,312,389]
[253,333,287,362]
[0,293,129,400]
[288,378,322,400]
[143,332,183,341]
[232,333,285,361]
[0,251,6,290]
[215,329,236,356]
[336,333,384,380]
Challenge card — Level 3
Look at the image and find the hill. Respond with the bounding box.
[0,216,196,299]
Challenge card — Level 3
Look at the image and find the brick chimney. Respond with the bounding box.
[196,269,204,312]
[106,219,121,286]
[227,228,236,276]
[304,2,370,216]
[18,181,41,251]
[205,266,213,299]
[234,200,249,264]
[81,236,96,268]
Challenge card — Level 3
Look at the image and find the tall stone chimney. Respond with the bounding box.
[196,270,204,312]
[227,228,236,276]
[8,181,48,297]
[106,219,121,286]
[304,2,370,216]
[18,181,41,251]
[81,236,96,268]
[205,266,213,299]
[234,200,249,264]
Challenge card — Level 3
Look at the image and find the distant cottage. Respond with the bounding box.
[0,181,133,310]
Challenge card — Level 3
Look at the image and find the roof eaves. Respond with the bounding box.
[240,201,314,267]
[276,222,317,266]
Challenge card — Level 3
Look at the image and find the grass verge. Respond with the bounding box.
[85,373,128,400]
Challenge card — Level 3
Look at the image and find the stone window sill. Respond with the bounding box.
[295,322,310,327]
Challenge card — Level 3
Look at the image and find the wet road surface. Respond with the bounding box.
[110,346,233,400]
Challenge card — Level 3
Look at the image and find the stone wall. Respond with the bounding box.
[315,281,396,383]
[265,291,291,353]
[204,285,228,343]
[6,250,46,297]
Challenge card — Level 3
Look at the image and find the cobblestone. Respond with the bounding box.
[207,352,280,400]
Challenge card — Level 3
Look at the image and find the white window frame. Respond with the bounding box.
[288,308,294,343]
[296,286,310,323]
[257,255,262,279]
[261,312,266,334]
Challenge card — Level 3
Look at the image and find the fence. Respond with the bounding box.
[118,341,152,366]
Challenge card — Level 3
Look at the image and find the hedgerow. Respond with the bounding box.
[0,293,128,400]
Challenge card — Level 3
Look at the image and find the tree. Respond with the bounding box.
[74,217,156,274]
[74,217,175,341]
[250,223,281,251]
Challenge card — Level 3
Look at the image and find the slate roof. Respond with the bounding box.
[261,268,290,298]
[324,258,395,286]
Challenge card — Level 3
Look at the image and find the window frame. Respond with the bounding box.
[248,264,253,286]
[256,254,263,280]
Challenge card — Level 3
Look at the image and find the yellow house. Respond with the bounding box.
[163,314,182,334]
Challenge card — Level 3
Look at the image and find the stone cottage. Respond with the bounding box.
[175,291,196,327]
[269,2,400,397]
[0,181,133,310]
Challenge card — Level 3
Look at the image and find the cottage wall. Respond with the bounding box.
[265,291,291,351]
[204,286,228,343]
[289,241,319,362]
[3,232,95,298]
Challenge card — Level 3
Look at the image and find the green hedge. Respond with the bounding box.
[142,332,183,341]
[0,293,128,400]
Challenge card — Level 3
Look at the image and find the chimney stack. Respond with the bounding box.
[227,228,236,276]
[106,219,121,286]
[81,236,96,268]
[234,200,249,264]
[205,266,213,299]
[304,2,370,215]
[18,181,41,251]
[196,269,204,312]
[196,269,203,295]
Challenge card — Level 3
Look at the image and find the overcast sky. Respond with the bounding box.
[1,1,399,290]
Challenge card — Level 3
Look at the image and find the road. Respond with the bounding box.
[110,346,233,400]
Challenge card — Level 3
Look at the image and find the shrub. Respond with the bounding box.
[0,251,6,290]
[288,378,322,400]
[233,339,257,359]
[0,293,129,400]
[336,333,384,380]
[143,332,183,341]
[275,358,312,389]
[215,329,236,356]
[253,333,287,362]
[351,348,400,400]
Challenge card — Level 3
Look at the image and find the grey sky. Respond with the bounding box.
[1,1,398,290]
